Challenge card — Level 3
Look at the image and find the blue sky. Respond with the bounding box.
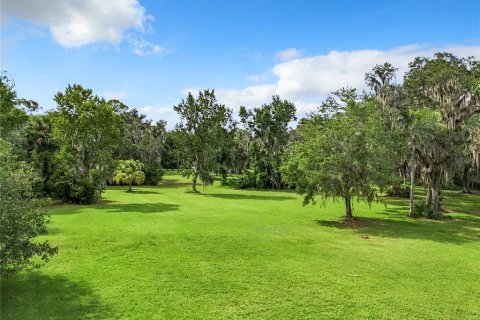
[1,0,479,127]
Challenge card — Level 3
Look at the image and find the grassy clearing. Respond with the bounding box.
[1,173,479,319]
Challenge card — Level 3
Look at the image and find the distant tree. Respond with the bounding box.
[0,72,38,144]
[113,160,145,192]
[0,138,57,276]
[404,53,480,212]
[22,115,58,194]
[174,90,234,192]
[228,128,251,174]
[240,96,296,189]
[116,109,166,184]
[49,85,125,203]
[365,63,410,196]
[162,129,186,171]
[282,92,396,221]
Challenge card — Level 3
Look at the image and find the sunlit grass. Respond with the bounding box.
[1,173,479,319]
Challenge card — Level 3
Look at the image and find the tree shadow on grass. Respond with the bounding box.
[50,202,180,215]
[196,193,295,201]
[0,273,111,320]
[157,179,192,189]
[94,202,180,214]
[123,190,161,195]
[315,213,480,244]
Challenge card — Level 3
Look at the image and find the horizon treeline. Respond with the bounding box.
[1,52,479,212]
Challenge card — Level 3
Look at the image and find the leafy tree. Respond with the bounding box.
[0,72,39,146]
[404,53,480,212]
[22,115,58,194]
[0,138,57,276]
[113,160,146,192]
[365,63,410,196]
[49,85,125,203]
[116,109,166,185]
[1,73,27,140]
[240,95,296,189]
[228,128,251,174]
[162,130,186,171]
[174,90,234,192]
[282,93,396,221]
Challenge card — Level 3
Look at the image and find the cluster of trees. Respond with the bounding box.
[166,53,480,219]
[1,52,479,274]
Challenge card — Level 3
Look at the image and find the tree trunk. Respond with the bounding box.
[409,163,415,216]
[345,196,353,221]
[431,185,440,214]
[425,169,442,214]
[425,188,432,207]
[128,182,132,192]
[462,165,471,194]
[192,172,199,193]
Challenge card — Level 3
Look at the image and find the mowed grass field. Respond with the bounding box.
[1,173,479,319]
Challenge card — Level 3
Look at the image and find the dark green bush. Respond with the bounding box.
[410,202,448,220]
[144,162,165,185]
[48,171,101,204]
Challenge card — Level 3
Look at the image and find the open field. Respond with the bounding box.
[1,173,479,319]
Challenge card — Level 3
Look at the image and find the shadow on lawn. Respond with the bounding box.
[50,202,180,215]
[315,212,480,244]
[124,190,161,195]
[196,193,295,201]
[158,179,192,189]
[94,202,180,214]
[0,273,111,320]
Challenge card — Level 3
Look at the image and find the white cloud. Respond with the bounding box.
[139,105,174,115]
[103,91,127,100]
[208,44,480,116]
[216,85,277,110]
[275,48,303,62]
[273,44,480,99]
[1,0,165,54]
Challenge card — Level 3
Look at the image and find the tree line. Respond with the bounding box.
[1,52,479,275]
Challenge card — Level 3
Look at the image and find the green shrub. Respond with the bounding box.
[48,170,101,204]
[410,202,447,220]
[144,162,164,185]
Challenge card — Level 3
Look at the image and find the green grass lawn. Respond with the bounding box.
[1,173,479,319]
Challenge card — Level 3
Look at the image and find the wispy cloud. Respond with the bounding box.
[127,35,172,57]
[275,48,303,62]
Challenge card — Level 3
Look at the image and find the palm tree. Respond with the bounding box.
[113,160,145,192]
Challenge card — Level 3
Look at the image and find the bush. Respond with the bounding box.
[410,202,448,220]
[223,170,258,189]
[48,170,101,204]
[144,162,164,185]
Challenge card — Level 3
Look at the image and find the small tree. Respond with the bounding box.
[113,160,145,192]
[282,92,396,221]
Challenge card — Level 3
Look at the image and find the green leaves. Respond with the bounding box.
[174,90,234,191]
[240,95,296,189]
[282,98,397,217]
[0,139,57,276]
[113,160,146,191]
[49,84,125,203]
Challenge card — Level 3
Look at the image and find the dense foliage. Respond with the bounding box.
[113,160,146,192]
[239,96,296,189]
[174,90,234,192]
[0,79,57,276]
[282,92,397,220]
